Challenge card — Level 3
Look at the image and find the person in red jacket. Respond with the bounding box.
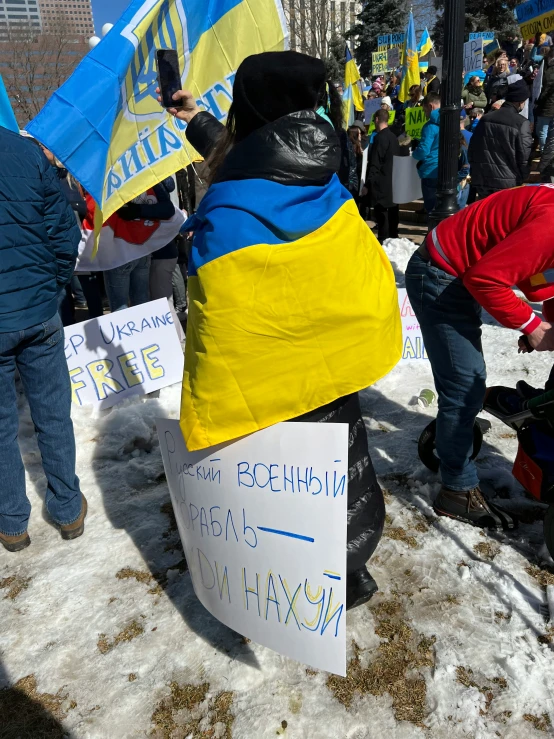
[405,184,554,528]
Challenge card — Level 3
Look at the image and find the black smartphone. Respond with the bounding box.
[156,49,182,108]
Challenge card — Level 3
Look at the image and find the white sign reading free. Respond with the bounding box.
[157,420,348,676]
[398,288,428,362]
[64,299,184,408]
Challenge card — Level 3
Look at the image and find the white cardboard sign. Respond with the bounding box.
[64,299,184,408]
[398,288,428,362]
[157,419,349,675]
[463,37,483,77]
[392,156,422,204]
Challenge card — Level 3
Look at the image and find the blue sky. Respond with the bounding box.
[92,0,129,34]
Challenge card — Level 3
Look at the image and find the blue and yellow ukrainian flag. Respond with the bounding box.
[417,27,433,57]
[0,73,18,133]
[181,175,402,451]
[343,45,364,127]
[398,12,419,104]
[27,0,288,244]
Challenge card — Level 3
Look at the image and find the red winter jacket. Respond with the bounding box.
[427,185,554,334]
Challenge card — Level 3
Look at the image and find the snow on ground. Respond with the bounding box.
[2,238,554,738]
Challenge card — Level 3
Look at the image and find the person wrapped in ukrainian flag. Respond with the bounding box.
[162,51,402,610]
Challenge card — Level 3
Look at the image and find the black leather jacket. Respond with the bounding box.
[185,109,340,186]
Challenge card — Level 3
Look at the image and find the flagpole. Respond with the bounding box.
[428,0,466,227]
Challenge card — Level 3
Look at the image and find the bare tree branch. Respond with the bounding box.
[0,14,86,126]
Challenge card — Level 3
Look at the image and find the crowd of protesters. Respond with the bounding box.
[344,33,554,226]
[1,42,554,616]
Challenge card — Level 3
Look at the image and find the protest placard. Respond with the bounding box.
[516,0,554,38]
[364,98,381,124]
[398,288,427,362]
[387,46,400,69]
[359,146,369,195]
[392,156,422,205]
[372,50,390,74]
[405,106,427,139]
[469,32,495,40]
[64,298,184,408]
[157,419,349,675]
[463,37,484,76]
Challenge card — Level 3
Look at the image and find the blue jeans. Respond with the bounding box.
[0,312,82,535]
[104,256,151,312]
[457,183,470,209]
[420,177,438,214]
[536,116,553,149]
[405,251,486,491]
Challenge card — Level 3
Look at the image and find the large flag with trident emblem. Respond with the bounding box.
[27,0,288,244]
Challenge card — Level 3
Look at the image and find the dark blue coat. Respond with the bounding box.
[0,127,81,333]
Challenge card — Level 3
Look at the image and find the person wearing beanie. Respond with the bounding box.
[159,51,402,611]
[468,79,532,198]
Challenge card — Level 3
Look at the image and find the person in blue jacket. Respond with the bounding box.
[0,127,86,552]
[412,92,441,214]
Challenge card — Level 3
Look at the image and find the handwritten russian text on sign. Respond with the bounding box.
[157,419,348,675]
[405,106,427,139]
[463,38,484,76]
[516,0,554,37]
[65,299,184,408]
[469,32,495,40]
[398,288,427,361]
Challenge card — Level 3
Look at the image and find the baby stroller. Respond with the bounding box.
[418,386,554,556]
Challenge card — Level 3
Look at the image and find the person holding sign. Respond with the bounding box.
[162,51,402,609]
[405,184,554,528]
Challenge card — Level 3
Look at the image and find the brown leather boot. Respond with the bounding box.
[59,495,88,540]
[433,487,516,530]
[0,531,31,552]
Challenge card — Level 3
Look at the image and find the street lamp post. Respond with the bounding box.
[428,0,466,228]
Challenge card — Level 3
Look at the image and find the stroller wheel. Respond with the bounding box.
[418,418,484,473]
[543,505,554,562]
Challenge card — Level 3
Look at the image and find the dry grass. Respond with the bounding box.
[327,598,436,726]
[97,620,145,655]
[523,713,551,732]
[305,668,317,676]
[151,681,234,739]
[115,566,167,596]
[0,574,31,600]
[525,564,554,590]
[0,674,76,738]
[383,527,418,549]
[456,667,508,715]
[538,626,554,645]
[495,611,512,623]
[473,542,500,561]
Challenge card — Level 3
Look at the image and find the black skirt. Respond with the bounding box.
[288,393,385,573]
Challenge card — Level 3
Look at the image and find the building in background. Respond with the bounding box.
[0,0,42,39]
[282,0,361,58]
[0,0,92,124]
[38,0,94,36]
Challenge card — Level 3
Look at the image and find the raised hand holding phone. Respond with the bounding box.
[156,49,183,109]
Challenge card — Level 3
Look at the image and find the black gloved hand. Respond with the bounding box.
[117,203,142,221]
